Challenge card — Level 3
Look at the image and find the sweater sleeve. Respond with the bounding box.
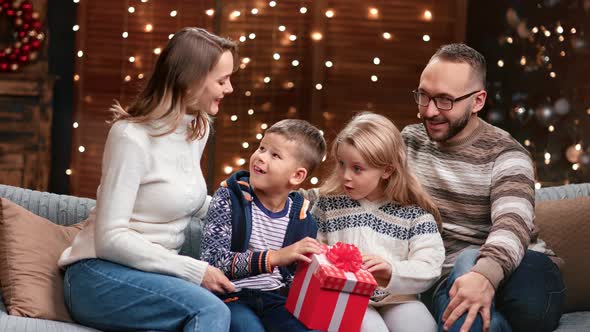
[385,213,445,295]
[471,149,535,289]
[94,122,208,285]
[199,187,273,279]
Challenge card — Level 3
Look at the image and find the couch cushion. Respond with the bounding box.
[0,314,101,332]
[0,198,84,322]
[535,196,590,312]
[554,312,590,332]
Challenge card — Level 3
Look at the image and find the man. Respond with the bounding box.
[401,43,565,332]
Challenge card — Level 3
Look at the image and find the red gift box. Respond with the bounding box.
[285,243,377,332]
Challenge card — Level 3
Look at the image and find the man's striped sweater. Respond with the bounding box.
[401,118,536,289]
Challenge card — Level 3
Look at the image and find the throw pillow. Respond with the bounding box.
[535,196,590,312]
[0,198,84,322]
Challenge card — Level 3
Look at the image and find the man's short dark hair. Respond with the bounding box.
[430,43,487,88]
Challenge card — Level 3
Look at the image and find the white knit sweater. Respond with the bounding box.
[58,115,211,285]
[312,195,445,305]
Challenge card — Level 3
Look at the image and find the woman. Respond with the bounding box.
[59,27,237,332]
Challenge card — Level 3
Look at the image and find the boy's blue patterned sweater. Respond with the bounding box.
[200,170,318,285]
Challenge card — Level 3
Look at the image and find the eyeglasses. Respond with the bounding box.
[412,90,481,111]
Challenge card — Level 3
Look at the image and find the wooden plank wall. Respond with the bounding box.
[70,0,466,198]
[69,0,216,197]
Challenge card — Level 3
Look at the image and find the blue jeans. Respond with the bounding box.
[220,288,314,332]
[432,249,565,332]
[64,259,231,332]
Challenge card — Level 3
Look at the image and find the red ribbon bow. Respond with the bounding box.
[325,242,363,272]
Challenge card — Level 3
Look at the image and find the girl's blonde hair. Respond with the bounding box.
[321,112,442,229]
[111,27,238,140]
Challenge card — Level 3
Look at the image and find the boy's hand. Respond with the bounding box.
[362,254,392,287]
[201,265,236,294]
[270,237,321,267]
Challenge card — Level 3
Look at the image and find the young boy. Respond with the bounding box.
[200,119,327,332]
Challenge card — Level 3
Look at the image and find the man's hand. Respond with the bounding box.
[270,237,321,267]
[442,272,495,332]
[362,255,392,287]
[201,265,236,294]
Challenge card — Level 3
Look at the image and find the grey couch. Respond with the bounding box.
[1,183,589,331]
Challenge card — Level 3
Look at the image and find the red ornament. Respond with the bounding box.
[21,12,31,22]
[0,0,44,72]
[20,1,33,13]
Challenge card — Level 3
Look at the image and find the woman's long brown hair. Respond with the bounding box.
[111,27,238,141]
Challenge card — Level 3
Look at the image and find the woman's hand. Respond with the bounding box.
[362,255,392,287]
[201,265,235,294]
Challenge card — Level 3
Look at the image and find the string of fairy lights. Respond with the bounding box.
[66,0,436,187]
[213,3,433,185]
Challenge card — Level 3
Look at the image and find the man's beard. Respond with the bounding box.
[422,106,471,142]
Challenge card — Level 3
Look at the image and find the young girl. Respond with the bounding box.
[58,28,237,332]
[312,112,445,332]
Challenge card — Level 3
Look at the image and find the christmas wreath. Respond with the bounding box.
[0,0,44,72]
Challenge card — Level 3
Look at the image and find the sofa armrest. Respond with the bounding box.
[536,183,590,202]
[180,215,204,260]
[0,185,96,226]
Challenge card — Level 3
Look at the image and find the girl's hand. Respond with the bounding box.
[362,255,392,287]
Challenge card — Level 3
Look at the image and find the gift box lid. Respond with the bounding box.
[312,243,377,296]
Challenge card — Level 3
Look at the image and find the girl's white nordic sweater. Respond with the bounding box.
[312,195,445,305]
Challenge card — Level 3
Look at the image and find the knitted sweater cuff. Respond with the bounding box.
[250,250,272,275]
[178,257,209,285]
[471,257,504,290]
